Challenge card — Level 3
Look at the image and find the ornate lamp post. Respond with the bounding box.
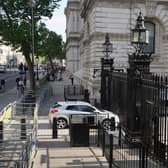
[93,33,113,77]
[129,12,151,75]
[101,33,114,110]
[131,12,149,55]
[35,56,39,80]
[102,33,113,58]
[127,12,152,137]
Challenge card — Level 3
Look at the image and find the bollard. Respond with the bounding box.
[97,121,101,147]
[0,121,3,143]
[110,117,115,131]
[109,133,113,168]
[21,118,26,140]
[118,123,121,146]
[52,117,58,138]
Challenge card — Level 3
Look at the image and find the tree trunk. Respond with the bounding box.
[48,55,55,73]
[25,53,35,92]
[22,42,35,92]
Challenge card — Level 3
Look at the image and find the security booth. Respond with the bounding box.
[69,114,95,147]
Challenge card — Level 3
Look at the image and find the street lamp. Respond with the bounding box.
[93,34,113,78]
[102,33,113,58]
[127,11,152,137]
[28,0,35,89]
[35,56,39,80]
[129,11,151,74]
[131,12,149,54]
[101,34,114,110]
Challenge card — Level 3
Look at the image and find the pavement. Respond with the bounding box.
[0,70,47,111]
[32,71,109,168]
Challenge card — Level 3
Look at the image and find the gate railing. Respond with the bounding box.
[109,71,168,166]
[0,130,34,168]
[0,90,38,168]
[97,122,168,168]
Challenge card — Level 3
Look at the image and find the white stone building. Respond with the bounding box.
[65,0,81,73]
[0,44,25,66]
[65,0,168,99]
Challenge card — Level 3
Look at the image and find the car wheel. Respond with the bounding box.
[102,119,111,130]
[57,118,67,129]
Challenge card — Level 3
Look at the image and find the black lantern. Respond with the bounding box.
[132,12,149,54]
[102,33,113,58]
[93,34,113,78]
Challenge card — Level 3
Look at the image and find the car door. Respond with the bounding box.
[78,105,99,124]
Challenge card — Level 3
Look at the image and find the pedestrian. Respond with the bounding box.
[1,79,5,89]
[58,69,63,81]
[52,72,55,81]
[16,77,20,90]
[69,75,74,85]
[18,79,24,95]
[23,76,27,87]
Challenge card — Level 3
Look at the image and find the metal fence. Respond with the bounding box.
[0,90,38,168]
[96,122,167,168]
[101,72,168,167]
[0,134,33,168]
[64,85,85,101]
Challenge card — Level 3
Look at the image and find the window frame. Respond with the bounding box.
[143,21,155,54]
[79,105,96,113]
[66,105,80,111]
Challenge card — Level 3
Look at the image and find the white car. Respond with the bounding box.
[49,101,120,129]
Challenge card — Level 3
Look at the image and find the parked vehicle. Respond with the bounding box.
[48,101,120,129]
[0,65,6,73]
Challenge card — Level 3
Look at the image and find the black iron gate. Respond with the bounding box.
[101,58,113,110]
[107,72,168,167]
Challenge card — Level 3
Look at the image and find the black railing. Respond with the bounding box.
[64,85,85,101]
[0,136,32,168]
[96,120,168,168]
[51,112,167,168]
[107,71,168,166]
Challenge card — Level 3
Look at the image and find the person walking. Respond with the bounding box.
[69,75,74,85]
[1,79,5,90]
[23,76,27,87]
[18,79,24,95]
[16,77,20,90]
[58,69,63,81]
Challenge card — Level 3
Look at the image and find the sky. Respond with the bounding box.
[45,0,67,42]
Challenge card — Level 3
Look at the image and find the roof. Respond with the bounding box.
[57,101,91,106]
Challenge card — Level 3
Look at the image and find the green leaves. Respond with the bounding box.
[0,0,62,52]
[36,25,65,61]
[0,0,63,91]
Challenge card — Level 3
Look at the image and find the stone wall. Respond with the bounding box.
[66,0,168,100]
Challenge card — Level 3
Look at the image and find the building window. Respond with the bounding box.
[143,21,155,54]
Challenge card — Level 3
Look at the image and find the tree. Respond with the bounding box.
[37,27,65,72]
[0,0,61,91]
